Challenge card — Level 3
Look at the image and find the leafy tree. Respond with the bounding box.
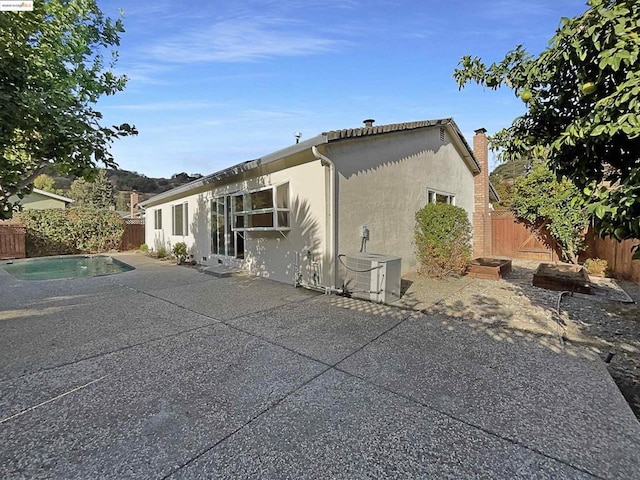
[68,177,92,206]
[91,169,114,209]
[68,170,114,209]
[0,0,136,219]
[454,0,640,242]
[510,162,590,264]
[33,174,63,195]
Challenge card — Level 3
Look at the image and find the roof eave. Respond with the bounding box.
[443,121,481,174]
[139,134,327,207]
[32,188,74,203]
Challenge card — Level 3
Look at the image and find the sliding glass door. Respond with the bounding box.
[211,196,244,259]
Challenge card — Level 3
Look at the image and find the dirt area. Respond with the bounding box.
[394,260,640,420]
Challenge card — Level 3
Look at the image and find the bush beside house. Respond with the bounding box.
[414,203,472,278]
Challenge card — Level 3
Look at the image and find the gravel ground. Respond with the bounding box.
[395,260,640,420]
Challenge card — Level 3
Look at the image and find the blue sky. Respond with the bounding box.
[97,0,588,178]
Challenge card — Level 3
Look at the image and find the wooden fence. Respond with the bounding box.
[491,211,559,262]
[120,218,145,251]
[585,234,640,283]
[491,212,640,283]
[0,223,26,260]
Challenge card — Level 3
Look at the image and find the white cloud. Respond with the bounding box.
[480,0,556,20]
[144,17,344,64]
[103,101,225,112]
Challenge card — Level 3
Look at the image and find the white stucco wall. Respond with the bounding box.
[143,125,478,286]
[328,127,476,275]
[144,157,328,286]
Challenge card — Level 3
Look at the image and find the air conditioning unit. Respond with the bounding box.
[340,253,402,304]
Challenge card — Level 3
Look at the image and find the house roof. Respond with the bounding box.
[31,188,74,203]
[140,118,492,207]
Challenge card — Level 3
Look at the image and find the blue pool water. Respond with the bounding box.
[1,255,134,281]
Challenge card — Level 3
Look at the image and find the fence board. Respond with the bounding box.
[491,214,558,261]
[0,225,26,260]
[591,236,640,283]
[120,219,145,251]
[491,215,639,283]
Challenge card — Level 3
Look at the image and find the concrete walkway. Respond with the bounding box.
[1,253,638,479]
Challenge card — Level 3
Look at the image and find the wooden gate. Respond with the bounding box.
[120,218,145,250]
[0,223,26,260]
[491,211,559,261]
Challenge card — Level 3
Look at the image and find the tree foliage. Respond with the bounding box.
[0,0,136,219]
[510,162,590,264]
[16,206,124,256]
[68,177,92,206]
[414,203,472,278]
[454,0,640,241]
[91,169,114,209]
[33,173,63,195]
[68,170,114,209]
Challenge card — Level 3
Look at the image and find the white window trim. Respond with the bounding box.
[172,202,188,236]
[232,182,290,232]
[154,209,162,230]
[427,188,456,206]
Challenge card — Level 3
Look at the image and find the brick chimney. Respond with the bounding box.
[130,192,139,218]
[472,128,491,258]
[363,118,375,128]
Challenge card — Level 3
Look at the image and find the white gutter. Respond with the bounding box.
[311,146,337,289]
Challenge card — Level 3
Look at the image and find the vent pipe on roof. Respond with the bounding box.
[294,132,302,144]
[363,119,375,128]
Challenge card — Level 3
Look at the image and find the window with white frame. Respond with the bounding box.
[172,202,188,236]
[154,209,162,230]
[427,189,455,205]
[232,183,290,231]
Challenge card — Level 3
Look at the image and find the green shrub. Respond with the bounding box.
[414,203,472,278]
[157,246,168,259]
[67,207,124,253]
[16,207,124,256]
[16,209,75,256]
[584,258,608,277]
[172,242,188,264]
[139,243,149,253]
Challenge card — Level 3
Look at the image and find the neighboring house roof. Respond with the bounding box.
[31,188,74,204]
[140,118,494,207]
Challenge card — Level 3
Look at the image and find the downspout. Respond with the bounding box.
[311,145,337,289]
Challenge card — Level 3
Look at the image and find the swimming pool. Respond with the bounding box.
[1,255,134,281]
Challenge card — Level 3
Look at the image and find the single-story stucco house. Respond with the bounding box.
[140,118,497,299]
[9,188,74,211]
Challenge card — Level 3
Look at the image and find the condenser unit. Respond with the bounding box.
[340,253,402,304]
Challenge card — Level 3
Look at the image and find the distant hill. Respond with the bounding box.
[489,156,530,184]
[106,169,202,198]
[42,167,202,209]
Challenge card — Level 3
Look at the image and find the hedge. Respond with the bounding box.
[16,207,125,257]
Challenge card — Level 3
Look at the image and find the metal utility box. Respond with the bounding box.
[340,253,402,303]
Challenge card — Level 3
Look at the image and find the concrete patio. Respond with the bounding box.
[1,253,639,479]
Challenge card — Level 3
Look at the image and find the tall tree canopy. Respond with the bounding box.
[0,0,136,219]
[454,0,640,241]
